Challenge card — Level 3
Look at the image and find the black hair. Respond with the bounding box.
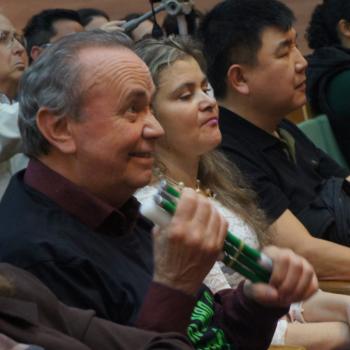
[198,0,295,99]
[306,0,350,50]
[163,9,203,36]
[23,8,82,62]
[77,8,110,27]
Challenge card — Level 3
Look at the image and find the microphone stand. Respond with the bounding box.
[122,0,193,36]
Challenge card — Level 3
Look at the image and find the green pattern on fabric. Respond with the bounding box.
[187,289,235,350]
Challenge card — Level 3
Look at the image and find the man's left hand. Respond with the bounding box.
[244,246,318,307]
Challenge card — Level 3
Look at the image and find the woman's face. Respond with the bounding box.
[152,56,221,158]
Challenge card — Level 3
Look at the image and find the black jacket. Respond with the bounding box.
[306,46,350,164]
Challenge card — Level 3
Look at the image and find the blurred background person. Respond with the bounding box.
[306,0,350,165]
[0,12,28,198]
[23,8,83,62]
[78,7,125,33]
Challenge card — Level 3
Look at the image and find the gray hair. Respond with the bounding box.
[18,30,133,157]
[134,35,206,88]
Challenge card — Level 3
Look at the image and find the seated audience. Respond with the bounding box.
[306,0,350,165]
[135,35,350,350]
[23,9,83,62]
[0,263,194,350]
[199,0,350,275]
[78,7,125,33]
[0,30,317,350]
[0,13,28,198]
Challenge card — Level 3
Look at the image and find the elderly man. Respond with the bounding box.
[199,0,350,280]
[0,13,28,198]
[0,31,317,349]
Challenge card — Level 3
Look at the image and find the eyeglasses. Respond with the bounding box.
[0,30,25,49]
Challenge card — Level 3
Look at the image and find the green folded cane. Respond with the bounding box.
[150,180,273,284]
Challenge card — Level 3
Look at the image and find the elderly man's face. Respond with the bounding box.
[68,47,164,207]
[0,15,27,92]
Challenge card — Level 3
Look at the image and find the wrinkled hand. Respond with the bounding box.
[100,20,126,32]
[244,246,318,307]
[153,188,228,295]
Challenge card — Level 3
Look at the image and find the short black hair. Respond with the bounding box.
[23,8,82,61]
[306,0,350,50]
[77,8,110,27]
[198,0,295,99]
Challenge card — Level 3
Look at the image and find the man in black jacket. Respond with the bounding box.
[199,0,350,279]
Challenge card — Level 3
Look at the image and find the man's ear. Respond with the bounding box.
[227,64,250,95]
[337,19,350,40]
[36,107,77,154]
[30,46,44,62]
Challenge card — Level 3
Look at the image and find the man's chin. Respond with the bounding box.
[133,174,153,191]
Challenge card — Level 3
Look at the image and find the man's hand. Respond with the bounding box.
[153,188,228,295]
[244,246,318,307]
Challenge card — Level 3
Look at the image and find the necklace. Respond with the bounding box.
[154,168,216,199]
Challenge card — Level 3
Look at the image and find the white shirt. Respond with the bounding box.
[0,100,28,199]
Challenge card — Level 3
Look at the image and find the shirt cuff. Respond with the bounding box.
[135,281,196,335]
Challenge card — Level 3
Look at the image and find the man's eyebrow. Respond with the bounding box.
[128,89,148,99]
[275,38,294,54]
[123,89,150,104]
[275,31,298,54]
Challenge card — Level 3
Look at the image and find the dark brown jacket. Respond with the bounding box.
[0,264,193,350]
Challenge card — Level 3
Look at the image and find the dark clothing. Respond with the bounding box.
[0,160,155,326]
[0,263,194,350]
[307,45,350,165]
[219,107,349,239]
[0,159,287,349]
[307,177,350,245]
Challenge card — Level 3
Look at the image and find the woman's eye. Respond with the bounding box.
[179,93,192,101]
[203,86,212,95]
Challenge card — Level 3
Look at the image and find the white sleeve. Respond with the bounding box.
[0,102,22,162]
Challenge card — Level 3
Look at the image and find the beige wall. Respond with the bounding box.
[1,0,321,54]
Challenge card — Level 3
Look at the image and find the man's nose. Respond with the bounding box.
[143,111,164,139]
[295,47,308,72]
[12,38,25,54]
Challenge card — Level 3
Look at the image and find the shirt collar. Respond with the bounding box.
[219,106,285,151]
[24,159,140,234]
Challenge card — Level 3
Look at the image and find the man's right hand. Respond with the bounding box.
[152,188,228,295]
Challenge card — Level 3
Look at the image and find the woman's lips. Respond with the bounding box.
[129,151,153,158]
[203,117,219,126]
